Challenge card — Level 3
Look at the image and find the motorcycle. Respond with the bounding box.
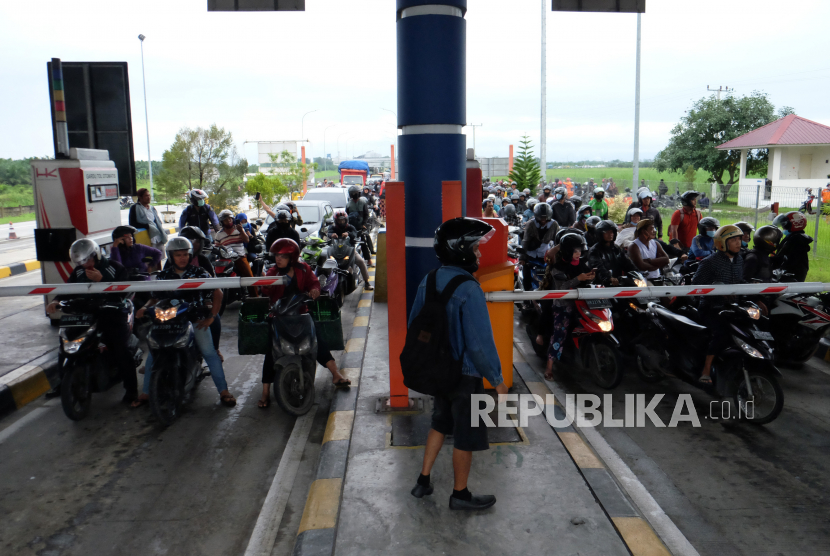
[766,270,830,364]
[267,293,318,415]
[145,298,206,426]
[515,245,546,315]
[320,235,362,307]
[57,298,143,421]
[300,235,328,272]
[632,299,784,424]
[210,245,247,316]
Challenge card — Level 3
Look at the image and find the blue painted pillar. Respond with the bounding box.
[397,0,467,314]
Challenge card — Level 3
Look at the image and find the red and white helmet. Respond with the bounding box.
[773,211,807,232]
[188,189,208,202]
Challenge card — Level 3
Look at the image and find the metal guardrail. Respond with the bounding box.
[0,276,288,298]
[485,282,830,302]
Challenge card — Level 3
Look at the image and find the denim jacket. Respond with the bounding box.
[690,234,715,261]
[408,266,504,387]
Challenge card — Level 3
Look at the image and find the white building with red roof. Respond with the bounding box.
[717,114,830,207]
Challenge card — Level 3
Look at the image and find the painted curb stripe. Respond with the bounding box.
[292,529,335,556]
[611,517,673,556]
[357,299,372,308]
[2,365,51,408]
[345,338,365,352]
[316,439,350,480]
[297,478,343,534]
[353,316,369,327]
[557,432,605,469]
[322,410,354,445]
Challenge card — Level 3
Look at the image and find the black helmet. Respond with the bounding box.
[577,205,593,220]
[571,198,583,211]
[733,221,754,236]
[586,216,602,230]
[543,184,552,192]
[596,219,618,242]
[179,226,207,243]
[753,225,783,253]
[680,190,700,207]
[555,227,584,245]
[434,217,495,272]
[559,233,587,263]
[697,216,720,235]
[277,209,292,222]
[533,202,553,222]
[112,225,136,241]
[348,185,360,198]
[503,204,517,217]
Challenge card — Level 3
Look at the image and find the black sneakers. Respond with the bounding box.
[449,494,497,511]
[410,482,434,498]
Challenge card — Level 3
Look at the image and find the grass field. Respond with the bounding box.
[0,212,35,224]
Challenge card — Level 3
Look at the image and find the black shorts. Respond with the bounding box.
[431,376,490,452]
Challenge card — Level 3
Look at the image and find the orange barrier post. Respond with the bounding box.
[508,145,514,175]
[301,146,307,195]
[391,144,396,180]
[442,181,462,222]
[386,182,410,408]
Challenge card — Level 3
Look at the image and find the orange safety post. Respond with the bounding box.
[508,145,514,175]
[386,182,410,408]
[301,146,307,195]
[391,144,396,180]
[442,181,462,222]
[474,217,514,389]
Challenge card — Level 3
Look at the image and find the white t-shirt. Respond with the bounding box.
[215,228,247,257]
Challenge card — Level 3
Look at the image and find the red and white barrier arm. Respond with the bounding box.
[0,277,289,298]
[485,282,830,303]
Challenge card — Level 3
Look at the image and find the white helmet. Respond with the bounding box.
[165,236,193,257]
[69,238,101,266]
[638,188,653,200]
[188,189,208,202]
[217,209,234,222]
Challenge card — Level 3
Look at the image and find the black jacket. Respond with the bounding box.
[773,232,812,282]
[265,223,300,251]
[743,250,773,283]
[551,201,576,228]
[58,258,130,304]
[522,219,559,255]
[587,242,637,286]
[327,222,359,243]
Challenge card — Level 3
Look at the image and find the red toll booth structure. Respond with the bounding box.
[31,148,123,323]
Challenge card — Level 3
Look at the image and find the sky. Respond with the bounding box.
[1,0,828,166]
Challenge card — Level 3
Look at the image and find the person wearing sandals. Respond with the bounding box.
[257,238,351,408]
[133,237,237,408]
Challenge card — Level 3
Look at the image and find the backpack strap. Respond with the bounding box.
[425,269,439,303]
[439,274,475,305]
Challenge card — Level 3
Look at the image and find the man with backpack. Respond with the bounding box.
[404,217,507,511]
[668,190,701,250]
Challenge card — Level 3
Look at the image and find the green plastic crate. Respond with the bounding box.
[310,297,345,351]
[238,297,271,355]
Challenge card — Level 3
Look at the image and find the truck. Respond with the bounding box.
[338,160,369,186]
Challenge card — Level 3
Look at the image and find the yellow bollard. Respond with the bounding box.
[475,260,514,389]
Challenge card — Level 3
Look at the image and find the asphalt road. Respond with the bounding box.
[515,311,830,556]
[0,285,363,556]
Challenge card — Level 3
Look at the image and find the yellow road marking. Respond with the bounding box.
[611,517,672,556]
[557,432,604,468]
[340,368,360,383]
[345,337,365,353]
[526,381,555,405]
[353,316,369,327]
[0,267,10,279]
[322,411,354,444]
[297,478,343,533]
[23,260,41,272]
[358,299,372,308]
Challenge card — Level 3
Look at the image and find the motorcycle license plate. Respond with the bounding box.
[752,330,774,341]
[60,314,94,327]
[586,299,611,309]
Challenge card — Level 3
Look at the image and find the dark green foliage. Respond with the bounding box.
[508,136,542,191]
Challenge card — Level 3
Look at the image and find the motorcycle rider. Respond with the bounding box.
[362,185,376,208]
[584,216,602,248]
[669,191,702,250]
[134,237,236,407]
[517,192,528,213]
[538,184,552,202]
[45,239,138,405]
[179,226,224,361]
[265,209,300,251]
[588,220,637,286]
[537,233,595,380]
[624,189,664,239]
[521,203,560,293]
[588,187,609,219]
[550,187,576,228]
[214,209,258,297]
[772,211,813,282]
[326,209,373,290]
[178,189,220,241]
[284,201,304,229]
[628,219,669,282]
[502,204,521,227]
[692,225,745,385]
[258,238,352,409]
[258,198,303,229]
[346,185,374,263]
[744,225,781,283]
[658,179,669,199]
[689,217,720,261]
[733,221,754,258]
[498,198,510,218]
[108,225,162,276]
[616,208,643,250]
[573,205,593,233]
[482,199,498,218]
[522,199,537,223]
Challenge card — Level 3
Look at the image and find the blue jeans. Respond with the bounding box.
[143,322,228,395]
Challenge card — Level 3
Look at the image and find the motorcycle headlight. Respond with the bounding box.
[732,335,764,358]
[297,337,312,355]
[155,306,178,322]
[279,337,296,355]
[318,276,328,288]
[590,315,613,332]
[634,278,647,288]
[743,307,760,320]
[60,324,95,354]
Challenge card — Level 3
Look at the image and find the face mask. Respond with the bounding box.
[741,240,748,247]
[556,194,563,200]
[570,257,580,266]
[783,230,790,236]
[706,230,716,237]
[197,200,205,207]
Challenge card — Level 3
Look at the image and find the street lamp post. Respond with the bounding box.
[301,110,317,142]
[138,34,153,202]
[323,124,337,172]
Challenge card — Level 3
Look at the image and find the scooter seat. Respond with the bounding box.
[648,303,708,334]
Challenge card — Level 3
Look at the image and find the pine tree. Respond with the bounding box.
[508,136,542,192]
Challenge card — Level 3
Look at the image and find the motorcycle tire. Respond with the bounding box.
[61,365,91,421]
[150,363,184,427]
[525,323,548,360]
[274,363,315,416]
[733,369,784,425]
[219,288,229,317]
[589,341,624,389]
[635,355,664,383]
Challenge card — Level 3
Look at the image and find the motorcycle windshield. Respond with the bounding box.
[274,314,315,342]
[329,241,354,260]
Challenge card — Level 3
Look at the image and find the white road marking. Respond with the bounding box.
[0,407,50,445]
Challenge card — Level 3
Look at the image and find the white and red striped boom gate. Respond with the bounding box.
[484,282,830,303]
[0,277,288,298]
